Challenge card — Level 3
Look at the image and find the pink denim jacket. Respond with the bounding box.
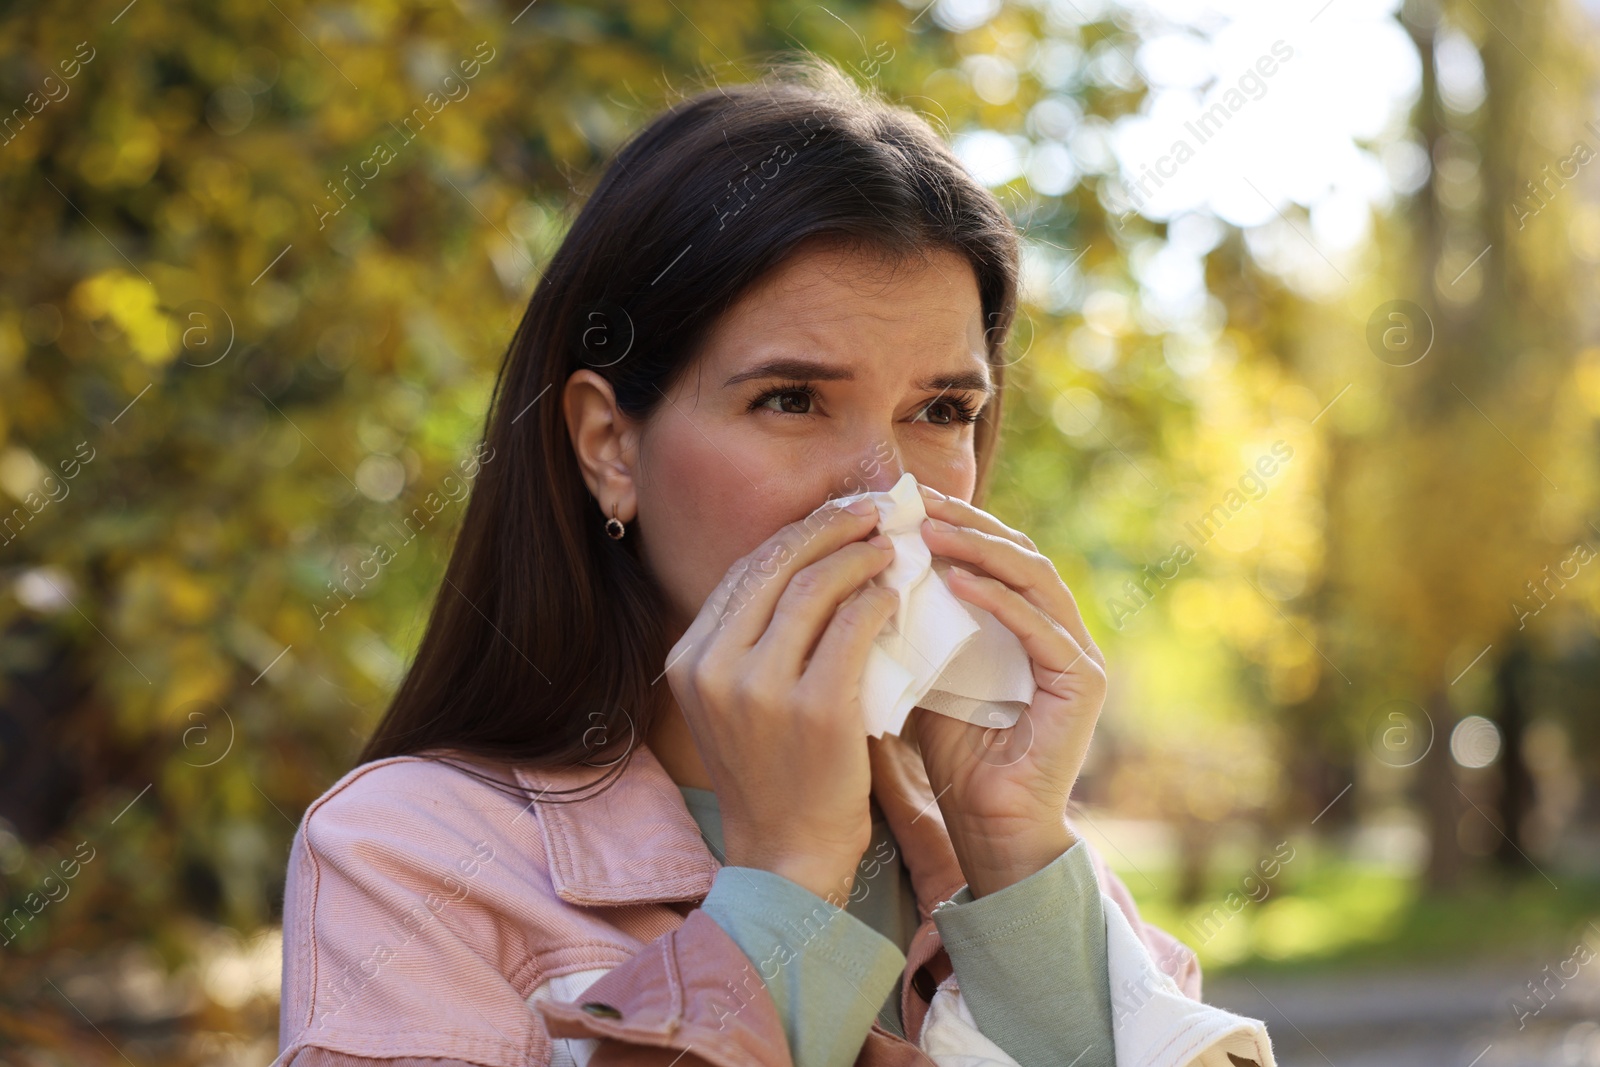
[277,733,1202,1066]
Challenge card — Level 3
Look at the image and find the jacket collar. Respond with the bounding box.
[511,733,967,918]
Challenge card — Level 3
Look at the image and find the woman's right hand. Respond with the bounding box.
[663,496,899,904]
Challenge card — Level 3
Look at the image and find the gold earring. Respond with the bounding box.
[605,502,626,540]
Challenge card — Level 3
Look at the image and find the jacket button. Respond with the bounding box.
[911,966,937,1000]
[581,1002,623,1019]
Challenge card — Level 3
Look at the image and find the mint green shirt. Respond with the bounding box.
[679,785,1115,1067]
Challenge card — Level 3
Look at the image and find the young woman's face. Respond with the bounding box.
[634,238,995,634]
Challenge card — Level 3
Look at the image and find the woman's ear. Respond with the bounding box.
[563,369,640,523]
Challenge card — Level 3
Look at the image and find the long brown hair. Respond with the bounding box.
[358,54,1021,795]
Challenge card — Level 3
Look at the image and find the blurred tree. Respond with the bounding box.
[1368,0,1597,891]
[0,0,972,1058]
[1395,0,1593,895]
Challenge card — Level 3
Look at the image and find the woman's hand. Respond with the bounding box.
[909,483,1107,899]
[663,497,900,905]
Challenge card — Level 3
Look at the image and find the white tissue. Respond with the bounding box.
[829,471,1037,739]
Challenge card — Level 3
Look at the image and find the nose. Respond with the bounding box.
[851,443,906,495]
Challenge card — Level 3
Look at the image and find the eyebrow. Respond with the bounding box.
[723,357,995,399]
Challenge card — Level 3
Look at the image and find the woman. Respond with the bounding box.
[277,55,1273,1067]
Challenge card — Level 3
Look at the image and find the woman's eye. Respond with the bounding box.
[749,385,978,424]
[917,397,980,426]
[752,385,819,415]
[756,388,814,415]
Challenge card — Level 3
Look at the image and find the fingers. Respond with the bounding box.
[944,565,1105,696]
[923,518,1104,672]
[748,538,895,680]
[920,484,1104,673]
[919,485,1037,551]
[677,498,880,656]
[797,582,899,711]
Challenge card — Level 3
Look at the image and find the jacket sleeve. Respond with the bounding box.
[283,1054,508,1067]
[917,843,1266,1067]
[1081,839,1203,1001]
[279,1038,733,1067]
[278,773,794,1067]
[694,865,907,1067]
[929,840,1114,1067]
[278,795,544,1066]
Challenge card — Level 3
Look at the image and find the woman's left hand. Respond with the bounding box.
[910,482,1107,899]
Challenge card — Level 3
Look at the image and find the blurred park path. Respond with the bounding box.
[1210,961,1600,1067]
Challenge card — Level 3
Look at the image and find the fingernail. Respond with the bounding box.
[923,516,952,532]
[868,533,892,549]
[918,483,946,500]
[846,499,876,515]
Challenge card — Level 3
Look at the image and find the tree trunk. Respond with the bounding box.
[1175,816,1214,906]
[1421,687,1463,892]
[1494,638,1535,870]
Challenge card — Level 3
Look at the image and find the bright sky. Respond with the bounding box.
[946,0,1445,315]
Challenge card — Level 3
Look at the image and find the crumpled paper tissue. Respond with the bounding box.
[827,471,1036,739]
